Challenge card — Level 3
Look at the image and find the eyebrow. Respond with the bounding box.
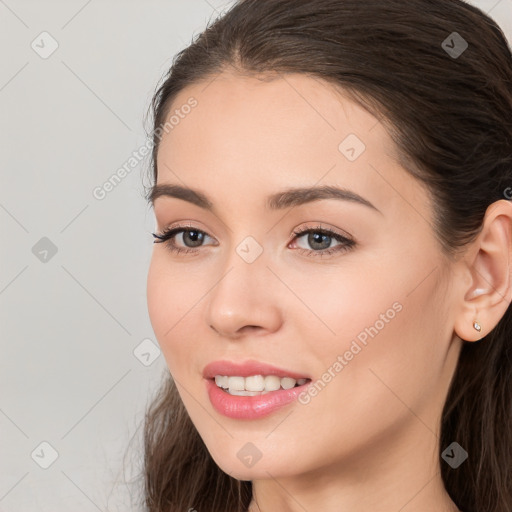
[148,183,381,214]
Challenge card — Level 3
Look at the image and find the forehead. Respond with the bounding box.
[155,71,432,225]
[158,72,391,173]
[163,71,387,153]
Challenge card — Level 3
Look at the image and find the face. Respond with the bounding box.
[146,72,461,480]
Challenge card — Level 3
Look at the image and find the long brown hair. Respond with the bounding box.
[141,1,512,510]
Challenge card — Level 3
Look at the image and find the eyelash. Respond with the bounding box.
[151,223,356,258]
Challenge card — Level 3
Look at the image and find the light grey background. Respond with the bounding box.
[0,1,510,510]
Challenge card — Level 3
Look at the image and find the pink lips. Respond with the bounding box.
[202,359,310,380]
[203,359,311,420]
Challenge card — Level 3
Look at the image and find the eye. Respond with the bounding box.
[152,223,356,258]
[152,225,216,255]
[290,225,355,257]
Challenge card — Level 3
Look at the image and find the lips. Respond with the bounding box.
[202,359,312,419]
[202,359,311,380]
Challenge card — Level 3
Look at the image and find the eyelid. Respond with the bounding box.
[289,222,353,242]
[153,223,216,245]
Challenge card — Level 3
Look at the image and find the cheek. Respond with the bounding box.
[147,253,205,326]
[279,258,401,345]
[146,255,172,338]
[316,272,447,430]
[146,255,196,367]
[294,256,445,407]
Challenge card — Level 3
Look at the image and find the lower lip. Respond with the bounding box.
[205,378,310,419]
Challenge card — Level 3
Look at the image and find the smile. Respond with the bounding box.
[214,374,309,395]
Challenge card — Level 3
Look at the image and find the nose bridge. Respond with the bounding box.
[205,236,282,337]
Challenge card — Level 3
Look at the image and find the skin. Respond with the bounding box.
[146,71,512,512]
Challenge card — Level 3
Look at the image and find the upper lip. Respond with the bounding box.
[203,359,311,380]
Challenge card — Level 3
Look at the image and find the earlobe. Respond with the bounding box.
[455,311,485,342]
[453,199,512,343]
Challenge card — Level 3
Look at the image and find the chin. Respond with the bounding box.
[208,446,297,481]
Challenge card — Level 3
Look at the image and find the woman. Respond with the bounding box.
[142,1,512,511]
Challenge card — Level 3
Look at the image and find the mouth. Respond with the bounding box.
[203,360,312,419]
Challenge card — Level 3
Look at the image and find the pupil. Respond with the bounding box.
[184,230,203,247]
[309,232,331,250]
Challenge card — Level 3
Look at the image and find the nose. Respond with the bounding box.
[205,252,283,340]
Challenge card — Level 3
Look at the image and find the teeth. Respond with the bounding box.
[281,377,296,390]
[264,375,281,391]
[246,375,265,391]
[227,389,263,396]
[215,375,229,389]
[228,376,245,391]
[213,374,309,394]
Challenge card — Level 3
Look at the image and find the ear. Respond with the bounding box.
[454,199,512,342]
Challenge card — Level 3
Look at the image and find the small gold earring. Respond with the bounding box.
[473,320,481,332]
